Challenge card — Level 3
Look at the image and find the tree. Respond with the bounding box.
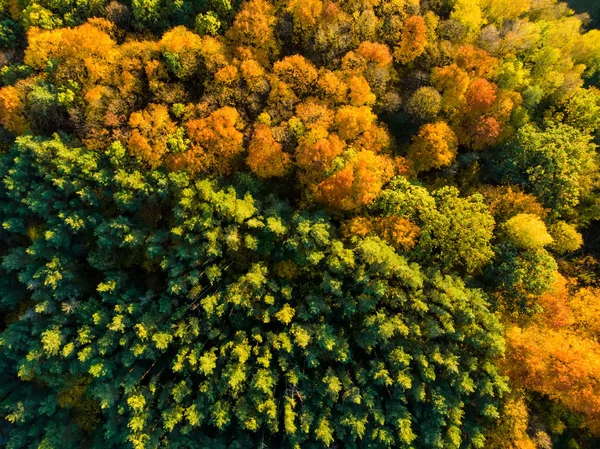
[159,26,203,79]
[127,103,177,168]
[226,0,278,65]
[394,15,427,64]
[374,178,496,274]
[316,150,394,211]
[502,214,553,251]
[0,82,29,134]
[548,221,583,255]
[334,105,376,140]
[407,122,458,172]
[273,55,319,96]
[295,128,345,183]
[246,124,291,178]
[450,0,485,39]
[0,135,507,449]
[492,122,598,218]
[431,64,470,112]
[182,106,245,174]
[406,87,442,121]
[465,78,497,113]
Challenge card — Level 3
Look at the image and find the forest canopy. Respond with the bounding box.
[0,0,599,448]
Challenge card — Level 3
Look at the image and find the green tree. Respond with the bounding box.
[0,136,507,449]
[491,122,598,218]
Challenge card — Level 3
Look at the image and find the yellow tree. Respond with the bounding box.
[407,121,458,172]
[395,16,427,64]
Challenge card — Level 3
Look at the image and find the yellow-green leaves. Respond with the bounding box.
[503,213,553,250]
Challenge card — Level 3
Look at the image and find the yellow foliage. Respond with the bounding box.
[407,122,458,172]
[25,20,116,84]
[226,0,278,64]
[273,55,319,95]
[317,70,348,104]
[395,15,427,64]
[335,105,376,140]
[431,64,471,112]
[503,213,553,250]
[347,75,376,106]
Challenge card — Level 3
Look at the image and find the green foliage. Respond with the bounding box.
[0,20,21,48]
[548,221,584,255]
[0,0,600,445]
[374,177,495,274]
[0,136,507,449]
[491,122,598,219]
[485,243,558,314]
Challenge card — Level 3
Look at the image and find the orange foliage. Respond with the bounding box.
[184,107,244,174]
[347,75,376,106]
[340,216,373,238]
[226,0,278,64]
[295,129,345,178]
[354,124,391,153]
[340,215,419,250]
[481,185,549,219]
[455,45,498,78]
[356,41,393,68]
[472,116,501,150]
[372,216,420,250]
[335,105,376,140]
[466,78,498,113]
[568,287,600,340]
[0,83,29,134]
[246,124,291,178]
[214,64,239,85]
[127,104,177,168]
[316,151,393,211]
[503,273,600,433]
[273,55,319,95]
[504,325,600,428]
[535,275,572,329]
[407,122,458,172]
[294,100,335,130]
[395,16,427,64]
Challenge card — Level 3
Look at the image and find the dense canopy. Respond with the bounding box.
[0,0,599,448]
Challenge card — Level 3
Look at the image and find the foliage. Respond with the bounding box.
[0,0,600,446]
[0,136,507,449]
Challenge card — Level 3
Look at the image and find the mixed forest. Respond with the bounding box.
[0,0,599,448]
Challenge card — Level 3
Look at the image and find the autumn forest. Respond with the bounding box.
[0,0,599,448]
